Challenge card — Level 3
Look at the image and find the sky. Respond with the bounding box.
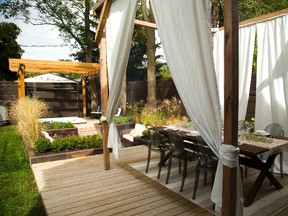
[0,12,73,61]
[0,4,165,62]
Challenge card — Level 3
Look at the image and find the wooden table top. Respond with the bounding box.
[158,126,288,156]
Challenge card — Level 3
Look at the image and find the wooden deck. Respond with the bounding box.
[32,145,213,216]
[31,145,288,216]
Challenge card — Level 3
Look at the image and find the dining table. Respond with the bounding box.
[237,137,288,206]
[156,126,288,207]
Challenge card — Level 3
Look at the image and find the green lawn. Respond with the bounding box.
[0,126,45,216]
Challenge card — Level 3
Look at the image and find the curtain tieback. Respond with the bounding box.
[220,144,240,168]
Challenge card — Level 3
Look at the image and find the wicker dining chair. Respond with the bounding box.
[145,127,170,179]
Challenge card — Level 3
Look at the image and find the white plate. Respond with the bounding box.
[255,130,269,136]
[186,131,200,136]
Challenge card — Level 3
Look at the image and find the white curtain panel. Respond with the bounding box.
[255,14,288,173]
[213,30,225,121]
[213,25,256,123]
[105,0,137,159]
[238,25,256,122]
[255,14,288,134]
[150,0,243,214]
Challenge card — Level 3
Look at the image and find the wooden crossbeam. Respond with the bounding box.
[93,0,104,17]
[95,0,112,45]
[135,19,157,29]
[9,58,100,76]
[219,8,288,30]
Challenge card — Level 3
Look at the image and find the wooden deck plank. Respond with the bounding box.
[47,183,151,214]
[31,145,288,216]
[32,145,213,216]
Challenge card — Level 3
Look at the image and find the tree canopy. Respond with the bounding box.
[211,0,288,27]
[0,0,98,63]
[0,22,24,80]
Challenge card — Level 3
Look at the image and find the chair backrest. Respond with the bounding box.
[148,127,164,148]
[264,123,284,136]
[195,137,217,163]
[168,129,184,158]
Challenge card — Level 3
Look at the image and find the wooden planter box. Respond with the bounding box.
[94,124,103,134]
[94,122,135,135]
[116,122,135,133]
[27,148,112,165]
[47,127,78,138]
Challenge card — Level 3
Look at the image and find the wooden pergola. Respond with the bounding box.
[93,1,238,215]
[8,58,100,117]
[8,1,286,214]
[95,2,288,215]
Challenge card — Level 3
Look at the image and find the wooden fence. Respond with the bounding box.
[0,73,256,120]
[0,81,82,117]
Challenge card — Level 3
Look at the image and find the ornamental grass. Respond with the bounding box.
[9,97,49,148]
[133,97,184,127]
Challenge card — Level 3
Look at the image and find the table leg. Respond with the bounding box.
[244,154,283,207]
[264,155,283,189]
[244,170,266,207]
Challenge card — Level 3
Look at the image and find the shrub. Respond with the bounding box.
[114,115,134,124]
[35,134,103,153]
[34,137,52,153]
[41,121,74,130]
[133,97,183,127]
[9,97,49,148]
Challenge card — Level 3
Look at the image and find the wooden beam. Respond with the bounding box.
[134,19,157,29]
[219,8,288,30]
[82,78,87,117]
[93,0,104,17]
[9,59,100,76]
[239,8,288,27]
[95,0,112,45]
[100,29,110,170]
[17,64,25,100]
[222,0,239,215]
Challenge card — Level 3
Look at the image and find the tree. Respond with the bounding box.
[211,0,288,27]
[0,22,24,81]
[141,0,157,108]
[0,0,100,111]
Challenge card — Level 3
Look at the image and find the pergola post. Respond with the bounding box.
[100,29,110,170]
[17,64,25,100]
[222,0,239,215]
[81,78,87,117]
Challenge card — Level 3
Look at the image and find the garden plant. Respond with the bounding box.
[9,97,48,148]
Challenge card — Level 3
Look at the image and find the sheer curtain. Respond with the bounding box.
[255,14,288,173]
[238,25,256,122]
[213,30,225,121]
[213,25,256,123]
[105,0,137,159]
[150,0,242,214]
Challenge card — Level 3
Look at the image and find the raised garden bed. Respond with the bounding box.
[94,122,135,135]
[25,120,106,164]
[46,127,78,138]
[27,147,110,165]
